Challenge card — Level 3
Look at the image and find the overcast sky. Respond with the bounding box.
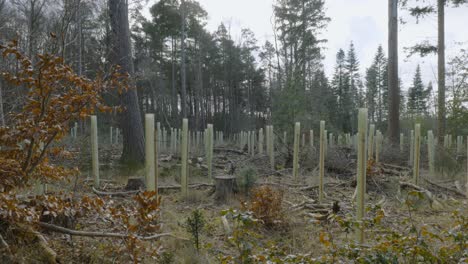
[145,0,468,90]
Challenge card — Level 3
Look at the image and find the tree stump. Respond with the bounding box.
[125,177,145,191]
[214,175,237,203]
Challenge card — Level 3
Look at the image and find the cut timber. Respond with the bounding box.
[214,175,237,203]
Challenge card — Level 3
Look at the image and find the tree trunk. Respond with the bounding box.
[109,0,145,166]
[171,37,178,121]
[387,0,399,143]
[437,0,446,142]
[0,80,4,127]
[180,0,187,118]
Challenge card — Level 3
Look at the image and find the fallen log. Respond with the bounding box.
[93,183,214,196]
[39,222,188,241]
[213,148,245,155]
[423,178,466,197]
[399,181,443,209]
[92,187,139,197]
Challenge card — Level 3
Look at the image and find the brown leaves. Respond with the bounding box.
[0,40,126,192]
[242,186,285,229]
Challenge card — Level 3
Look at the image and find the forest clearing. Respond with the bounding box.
[0,0,468,263]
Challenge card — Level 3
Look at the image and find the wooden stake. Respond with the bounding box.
[145,114,156,191]
[110,127,113,145]
[466,136,468,198]
[154,128,159,196]
[368,124,375,160]
[319,121,325,203]
[356,108,368,244]
[310,130,314,148]
[375,130,380,163]
[293,122,300,182]
[207,124,214,179]
[400,133,404,152]
[181,118,189,197]
[410,130,414,166]
[269,126,275,170]
[91,115,99,189]
[413,124,421,185]
[259,128,264,154]
[427,130,434,175]
[156,122,161,152]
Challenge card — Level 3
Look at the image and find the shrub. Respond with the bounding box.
[236,167,258,194]
[242,186,285,229]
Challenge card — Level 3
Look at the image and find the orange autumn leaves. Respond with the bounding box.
[0,40,127,193]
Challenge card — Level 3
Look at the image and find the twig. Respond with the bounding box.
[39,222,188,241]
[92,183,215,196]
[0,233,12,257]
[92,187,140,196]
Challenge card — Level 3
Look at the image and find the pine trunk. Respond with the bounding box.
[109,0,145,166]
[387,0,399,143]
[437,0,446,143]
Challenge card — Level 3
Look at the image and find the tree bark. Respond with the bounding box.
[109,0,145,166]
[387,0,399,143]
[0,80,4,126]
[180,0,187,118]
[437,0,446,142]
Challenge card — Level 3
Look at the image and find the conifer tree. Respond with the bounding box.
[407,65,429,117]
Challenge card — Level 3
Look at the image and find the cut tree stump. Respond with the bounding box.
[214,175,237,203]
[125,177,145,191]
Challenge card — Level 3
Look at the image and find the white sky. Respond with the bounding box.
[144,0,468,90]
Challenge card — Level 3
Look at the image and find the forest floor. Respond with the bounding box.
[13,140,468,263]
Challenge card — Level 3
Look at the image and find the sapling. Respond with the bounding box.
[184,209,205,252]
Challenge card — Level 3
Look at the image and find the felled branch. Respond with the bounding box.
[39,222,187,241]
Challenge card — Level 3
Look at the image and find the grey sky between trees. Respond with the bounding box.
[143,0,468,91]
